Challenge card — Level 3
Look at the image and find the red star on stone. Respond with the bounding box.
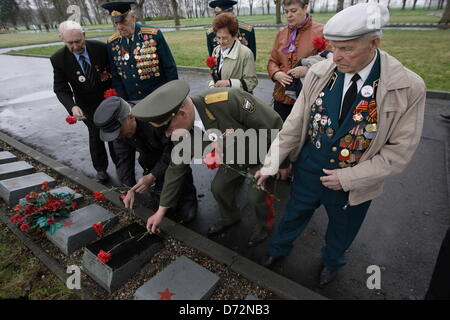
[158,288,175,300]
[8,181,19,187]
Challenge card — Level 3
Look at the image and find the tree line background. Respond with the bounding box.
[0,0,448,31]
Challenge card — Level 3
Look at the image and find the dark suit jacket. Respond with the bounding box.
[50,40,112,118]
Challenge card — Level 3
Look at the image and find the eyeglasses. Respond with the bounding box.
[214,36,232,43]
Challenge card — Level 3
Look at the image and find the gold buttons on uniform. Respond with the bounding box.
[330,159,336,163]
[332,147,338,152]
[138,91,142,94]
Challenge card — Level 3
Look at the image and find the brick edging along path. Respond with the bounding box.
[0,130,326,300]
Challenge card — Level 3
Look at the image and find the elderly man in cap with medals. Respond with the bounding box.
[101,1,178,187]
[255,3,426,286]
[93,96,198,223]
[131,80,291,247]
[206,0,257,60]
[50,20,116,183]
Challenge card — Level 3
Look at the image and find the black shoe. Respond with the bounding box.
[261,255,283,268]
[207,219,239,236]
[440,113,450,120]
[96,170,109,183]
[247,228,270,247]
[319,266,338,286]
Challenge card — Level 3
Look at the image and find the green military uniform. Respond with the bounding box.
[206,21,256,60]
[107,23,178,101]
[132,81,287,235]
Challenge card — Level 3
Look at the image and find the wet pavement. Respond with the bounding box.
[0,54,449,300]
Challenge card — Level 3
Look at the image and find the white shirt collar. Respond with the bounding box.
[193,105,206,133]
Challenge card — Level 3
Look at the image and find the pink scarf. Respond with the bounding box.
[282,14,311,54]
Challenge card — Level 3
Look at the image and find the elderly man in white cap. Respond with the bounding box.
[255,3,426,286]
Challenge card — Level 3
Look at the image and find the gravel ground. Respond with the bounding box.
[0,140,275,300]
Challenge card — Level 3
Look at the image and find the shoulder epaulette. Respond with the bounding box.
[205,91,229,105]
[140,27,158,35]
[206,27,214,35]
[107,32,120,43]
[238,21,253,32]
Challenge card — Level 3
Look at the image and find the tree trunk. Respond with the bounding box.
[262,0,265,15]
[413,0,418,10]
[249,0,254,16]
[439,0,450,24]
[336,0,344,12]
[170,0,180,26]
[402,0,407,10]
[134,0,145,23]
[275,0,281,24]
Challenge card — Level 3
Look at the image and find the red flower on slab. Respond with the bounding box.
[103,88,118,99]
[204,151,221,170]
[92,223,105,236]
[10,214,24,225]
[65,115,78,125]
[97,250,112,263]
[20,223,30,233]
[205,56,217,68]
[46,219,55,226]
[93,191,105,201]
[44,198,61,211]
[41,181,49,191]
[158,288,175,300]
[312,37,327,52]
[72,201,78,210]
[14,204,21,212]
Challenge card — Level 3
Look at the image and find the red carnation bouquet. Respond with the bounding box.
[65,115,78,125]
[103,88,118,99]
[205,56,219,83]
[11,182,77,234]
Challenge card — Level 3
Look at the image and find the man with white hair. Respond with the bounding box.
[255,3,426,286]
[50,20,116,183]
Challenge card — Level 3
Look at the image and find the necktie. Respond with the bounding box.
[339,73,361,126]
[79,55,95,87]
[127,37,132,48]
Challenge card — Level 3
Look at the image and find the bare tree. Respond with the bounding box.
[412,0,418,10]
[171,0,180,26]
[336,0,344,11]
[439,0,449,23]
[237,0,241,15]
[262,0,265,14]
[134,0,145,23]
[275,0,281,24]
[401,0,407,10]
[267,0,270,14]
[438,0,445,9]
[249,0,255,15]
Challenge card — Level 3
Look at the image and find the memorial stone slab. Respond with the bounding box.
[82,223,163,293]
[46,204,118,255]
[0,172,56,205]
[0,151,17,164]
[134,255,220,300]
[0,161,35,180]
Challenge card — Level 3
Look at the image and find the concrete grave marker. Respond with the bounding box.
[46,204,118,255]
[49,186,84,205]
[0,172,56,204]
[82,223,163,293]
[0,161,35,180]
[0,151,17,164]
[134,255,220,300]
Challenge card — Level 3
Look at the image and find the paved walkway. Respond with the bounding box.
[0,54,449,299]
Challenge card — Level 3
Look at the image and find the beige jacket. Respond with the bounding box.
[208,40,258,93]
[261,50,426,206]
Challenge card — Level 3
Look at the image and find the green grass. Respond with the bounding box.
[0,31,112,49]
[0,222,79,300]
[9,29,450,91]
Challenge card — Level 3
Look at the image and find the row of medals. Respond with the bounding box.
[111,38,160,80]
[308,90,378,168]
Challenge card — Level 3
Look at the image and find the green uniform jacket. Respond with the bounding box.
[206,21,256,60]
[160,88,286,208]
[107,23,178,101]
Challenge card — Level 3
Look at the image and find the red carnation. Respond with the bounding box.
[103,88,118,99]
[92,223,105,236]
[41,181,49,191]
[66,115,78,125]
[24,205,37,216]
[205,56,217,68]
[204,151,221,170]
[10,214,24,225]
[14,204,22,212]
[312,37,327,52]
[72,201,78,210]
[119,193,127,203]
[97,250,112,263]
[20,223,30,233]
[93,191,105,201]
[46,219,56,226]
[44,198,61,211]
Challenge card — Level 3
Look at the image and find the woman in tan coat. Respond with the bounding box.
[208,12,257,94]
[268,0,324,121]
